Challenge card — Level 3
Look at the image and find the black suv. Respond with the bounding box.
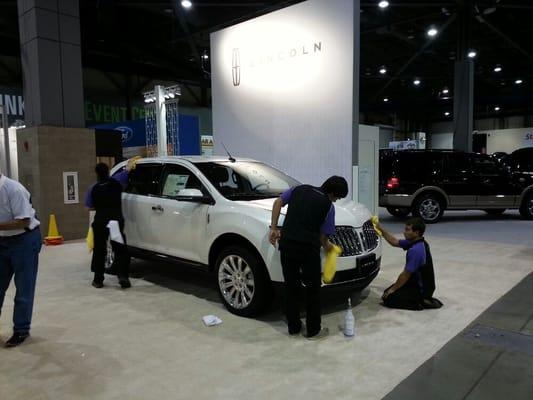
[379,149,533,223]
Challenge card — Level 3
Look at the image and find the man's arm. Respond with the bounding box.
[320,233,333,252]
[376,222,400,247]
[383,270,411,299]
[0,218,30,231]
[269,197,283,246]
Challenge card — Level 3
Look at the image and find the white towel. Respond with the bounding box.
[106,220,124,244]
[202,315,222,327]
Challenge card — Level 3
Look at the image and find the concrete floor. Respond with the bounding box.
[1,210,532,400]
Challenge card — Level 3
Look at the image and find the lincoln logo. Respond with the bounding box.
[232,48,241,86]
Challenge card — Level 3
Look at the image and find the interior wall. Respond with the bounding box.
[211,0,355,188]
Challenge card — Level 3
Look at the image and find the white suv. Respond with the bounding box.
[111,156,382,316]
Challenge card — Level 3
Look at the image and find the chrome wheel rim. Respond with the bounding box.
[528,198,533,216]
[218,255,255,310]
[419,198,440,221]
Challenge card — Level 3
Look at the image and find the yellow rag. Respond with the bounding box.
[371,215,382,236]
[323,244,342,284]
[86,226,94,252]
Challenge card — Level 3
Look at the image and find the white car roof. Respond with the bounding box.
[137,155,259,164]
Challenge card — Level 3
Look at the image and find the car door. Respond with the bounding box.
[149,163,212,262]
[122,163,164,250]
[472,154,517,208]
[440,153,476,207]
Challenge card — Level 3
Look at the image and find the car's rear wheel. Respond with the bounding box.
[216,246,271,317]
[386,207,411,218]
[413,193,444,223]
[519,192,533,220]
[484,209,506,216]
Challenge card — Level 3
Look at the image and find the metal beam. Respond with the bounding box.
[372,13,457,101]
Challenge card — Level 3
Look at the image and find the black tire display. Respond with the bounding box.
[484,209,506,216]
[413,193,444,223]
[386,207,411,218]
[519,191,533,220]
[215,246,271,317]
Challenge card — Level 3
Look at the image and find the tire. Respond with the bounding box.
[215,246,271,317]
[413,193,444,223]
[519,192,533,220]
[484,209,506,216]
[386,207,411,218]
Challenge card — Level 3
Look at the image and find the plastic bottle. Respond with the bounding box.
[344,298,355,337]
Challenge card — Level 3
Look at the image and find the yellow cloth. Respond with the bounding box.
[371,215,382,236]
[86,227,94,252]
[322,244,342,284]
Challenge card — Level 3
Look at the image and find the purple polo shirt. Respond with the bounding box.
[85,169,129,209]
[399,239,426,290]
[280,187,335,235]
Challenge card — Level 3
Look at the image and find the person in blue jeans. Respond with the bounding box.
[0,172,41,348]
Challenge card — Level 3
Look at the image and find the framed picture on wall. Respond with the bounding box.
[63,171,79,204]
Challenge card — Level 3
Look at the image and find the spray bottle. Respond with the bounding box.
[344,298,355,337]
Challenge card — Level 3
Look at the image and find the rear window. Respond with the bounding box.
[395,153,444,178]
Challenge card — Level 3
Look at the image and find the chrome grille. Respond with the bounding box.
[329,221,379,257]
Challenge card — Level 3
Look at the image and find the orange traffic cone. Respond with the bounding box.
[44,214,64,245]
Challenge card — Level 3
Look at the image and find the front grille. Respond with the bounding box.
[329,220,379,257]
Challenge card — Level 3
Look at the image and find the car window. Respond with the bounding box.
[444,154,471,175]
[472,155,501,175]
[126,164,163,196]
[161,164,206,197]
[510,152,533,172]
[397,153,443,178]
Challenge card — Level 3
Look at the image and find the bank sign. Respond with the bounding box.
[0,87,145,125]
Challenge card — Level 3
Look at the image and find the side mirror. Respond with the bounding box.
[177,189,215,205]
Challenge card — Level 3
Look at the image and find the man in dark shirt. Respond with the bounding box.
[270,176,348,340]
[85,163,130,289]
[376,217,439,310]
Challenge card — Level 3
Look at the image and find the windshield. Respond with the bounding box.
[194,161,300,200]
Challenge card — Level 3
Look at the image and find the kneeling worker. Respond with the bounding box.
[376,218,442,310]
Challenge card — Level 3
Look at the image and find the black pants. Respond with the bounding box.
[91,219,130,282]
[280,242,322,336]
[382,280,423,311]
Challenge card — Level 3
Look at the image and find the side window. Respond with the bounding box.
[472,155,501,175]
[161,164,205,197]
[444,154,471,175]
[126,164,163,196]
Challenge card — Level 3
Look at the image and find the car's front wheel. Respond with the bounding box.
[519,191,533,220]
[215,246,271,317]
[413,193,444,223]
[386,206,411,218]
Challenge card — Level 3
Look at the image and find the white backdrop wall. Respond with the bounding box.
[210,0,354,188]
[429,127,533,152]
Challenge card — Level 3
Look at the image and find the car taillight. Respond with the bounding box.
[386,177,399,189]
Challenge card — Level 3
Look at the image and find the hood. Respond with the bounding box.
[236,197,372,227]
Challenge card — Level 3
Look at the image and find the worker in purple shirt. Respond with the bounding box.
[85,159,138,289]
[376,217,442,310]
[270,176,348,340]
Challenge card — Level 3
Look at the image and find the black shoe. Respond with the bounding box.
[92,280,104,288]
[5,332,30,348]
[119,278,131,289]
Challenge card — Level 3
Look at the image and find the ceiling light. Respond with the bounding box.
[202,54,209,60]
[444,112,450,116]
[181,0,192,9]
[494,106,500,111]
[378,1,389,9]
[413,79,421,86]
[467,50,477,58]
[442,88,449,94]
[515,79,523,85]
[383,97,389,102]
[379,66,387,74]
[493,65,502,72]
[427,27,438,37]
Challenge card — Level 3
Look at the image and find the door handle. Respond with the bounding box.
[151,205,164,212]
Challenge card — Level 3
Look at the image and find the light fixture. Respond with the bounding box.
[493,65,502,72]
[378,1,389,9]
[383,97,389,102]
[379,66,387,74]
[494,106,500,111]
[515,79,523,85]
[413,78,421,86]
[467,50,477,58]
[202,54,209,60]
[444,112,450,116]
[427,27,438,37]
[181,0,192,9]
[442,88,449,94]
